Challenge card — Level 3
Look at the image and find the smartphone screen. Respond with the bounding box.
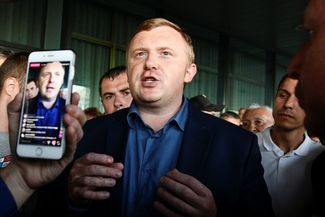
[18,61,72,148]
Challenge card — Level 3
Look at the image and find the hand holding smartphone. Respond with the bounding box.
[17,50,75,160]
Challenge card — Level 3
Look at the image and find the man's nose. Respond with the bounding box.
[284,95,296,108]
[48,73,54,82]
[249,124,257,133]
[145,53,158,69]
[114,95,124,108]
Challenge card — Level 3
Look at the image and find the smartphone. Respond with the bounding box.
[16,50,75,160]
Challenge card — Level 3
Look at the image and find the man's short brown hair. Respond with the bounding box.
[126,18,195,64]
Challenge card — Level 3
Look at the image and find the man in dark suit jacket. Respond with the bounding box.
[69,106,274,217]
[68,18,274,217]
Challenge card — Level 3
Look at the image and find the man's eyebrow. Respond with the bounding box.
[120,87,130,92]
[158,47,173,51]
[278,89,290,94]
[130,47,146,52]
[103,92,113,96]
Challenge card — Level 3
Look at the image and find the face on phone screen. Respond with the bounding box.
[18,61,71,147]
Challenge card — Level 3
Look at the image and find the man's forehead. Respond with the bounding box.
[130,26,185,47]
[27,82,36,87]
[244,109,270,121]
[304,0,325,27]
[42,62,64,72]
[103,73,127,82]
[247,108,268,116]
[28,80,36,85]
[279,78,298,89]
[102,74,128,87]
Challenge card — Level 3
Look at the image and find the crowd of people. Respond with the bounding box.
[1,0,325,216]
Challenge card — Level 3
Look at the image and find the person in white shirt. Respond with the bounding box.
[256,73,324,217]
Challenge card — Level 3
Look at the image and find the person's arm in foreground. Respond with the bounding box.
[0,92,86,216]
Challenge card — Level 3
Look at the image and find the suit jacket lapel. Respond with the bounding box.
[104,109,129,162]
[103,109,129,216]
[177,107,213,178]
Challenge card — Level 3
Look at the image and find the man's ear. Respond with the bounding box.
[3,77,19,99]
[184,63,197,83]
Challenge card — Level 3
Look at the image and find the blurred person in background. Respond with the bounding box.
[0,52,28,168]
[84,106,102,121]
[189,94,224,116]
[0,46,13,66]
[285,1,325,215]
[25,78,39,99]
[99,66,133,114]
[238,107,246,125]
[220,111,241,126]
[242,104,274,133]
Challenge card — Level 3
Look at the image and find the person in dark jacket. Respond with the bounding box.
[67,18,274,217]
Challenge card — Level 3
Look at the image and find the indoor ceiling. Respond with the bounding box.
[127,0,309,61]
